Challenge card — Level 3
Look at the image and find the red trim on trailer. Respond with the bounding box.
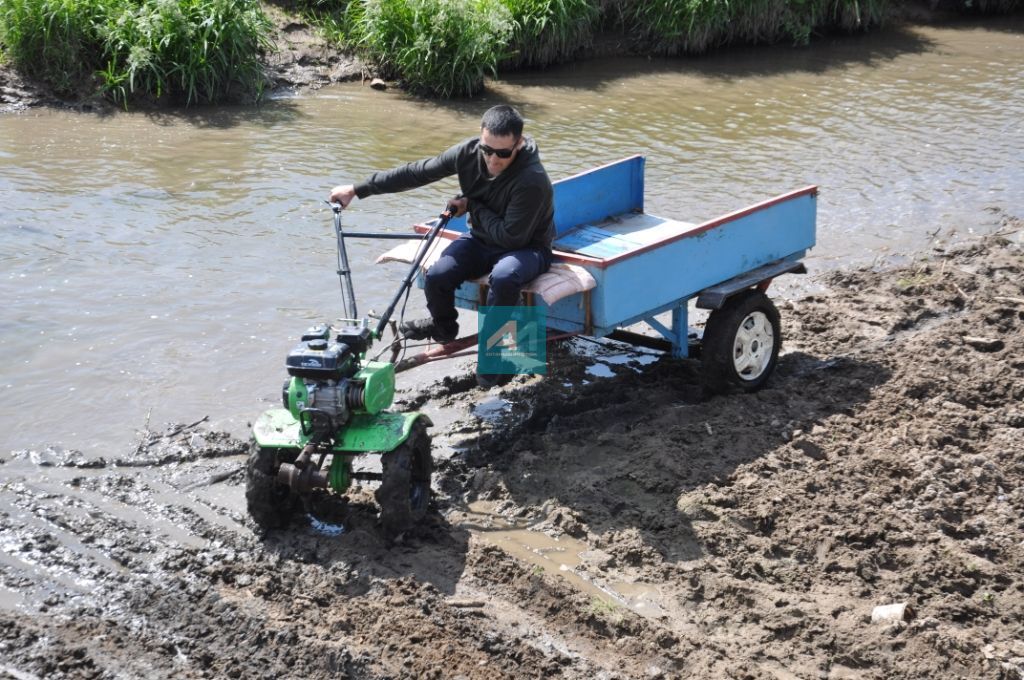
[550,250,605,266]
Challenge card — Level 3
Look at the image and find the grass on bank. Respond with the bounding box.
[300,0,887,95]
[0,0,107,95]
[0,0,273,105]
[620,0,892,54]
[293,0,599,96]
[294,0,896,96]
[356,0,513,97]
[500,0,599,68]
[2,0,1022,102]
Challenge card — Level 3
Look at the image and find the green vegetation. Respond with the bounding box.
[292,0,600,94]
[294,0,361,44]
[356,0,513,97]
[0,0,108,95]
[620,0,890,53]
[98,0,273,105]
[587,596,624,623]
[1,0,1021,103]
[287,0,904,96]
[500,0,598,68]
[0,0,272,105]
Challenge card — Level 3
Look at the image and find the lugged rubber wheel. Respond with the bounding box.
[702,289,782,394]
[375,420,432,536]
[245,442,297,530]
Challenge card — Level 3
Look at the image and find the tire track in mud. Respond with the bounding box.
[0,430,684,678]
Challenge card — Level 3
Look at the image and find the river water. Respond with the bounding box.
[1,17,1021,455]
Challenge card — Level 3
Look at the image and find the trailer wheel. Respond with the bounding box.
[245,442,298,530]
[376,420,432,536]
[702,289,781,394]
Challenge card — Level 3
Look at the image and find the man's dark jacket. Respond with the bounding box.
[353,137,555,251]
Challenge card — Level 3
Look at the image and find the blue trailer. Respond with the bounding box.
[382,155,817,392]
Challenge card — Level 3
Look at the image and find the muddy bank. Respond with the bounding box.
[0,67,61,114]
[2,217,1023,679]
[260,4,366,93]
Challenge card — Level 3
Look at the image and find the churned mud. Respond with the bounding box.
[2,219,1023,679]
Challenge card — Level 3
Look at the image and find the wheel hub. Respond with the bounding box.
[732,311,774,380]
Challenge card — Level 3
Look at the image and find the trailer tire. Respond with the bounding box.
[702,289,781,394]
[245,442,298,531]
[376,420,432,536]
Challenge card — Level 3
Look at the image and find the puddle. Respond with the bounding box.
[472,397,512,422]
[456,501,670,620]
[584,363,615,379]
[602,352,659,367]
[0,584,26,613]
[571,337,662,380]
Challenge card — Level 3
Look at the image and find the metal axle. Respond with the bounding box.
[277,443,329,494]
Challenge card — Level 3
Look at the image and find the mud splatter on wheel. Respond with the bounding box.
[702,289,781,394]
[245,442,298,530]
[375,420,432,535]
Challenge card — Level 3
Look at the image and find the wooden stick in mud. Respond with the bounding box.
[183,465,243,491]
[166,415,210,439]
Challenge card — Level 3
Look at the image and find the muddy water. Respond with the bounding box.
[458,501,673,620]
[1,18,1021,455]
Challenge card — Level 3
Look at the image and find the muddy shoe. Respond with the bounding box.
[400,317,457,343]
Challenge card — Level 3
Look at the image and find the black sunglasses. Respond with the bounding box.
[479,141,518,159]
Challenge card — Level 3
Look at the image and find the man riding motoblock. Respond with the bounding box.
[329,105,555,387]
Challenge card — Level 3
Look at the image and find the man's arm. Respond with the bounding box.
[354,141,464,198]
[329,140,468,207]
[470,181,549,251]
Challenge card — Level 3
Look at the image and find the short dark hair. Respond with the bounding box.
[481,105,523,138]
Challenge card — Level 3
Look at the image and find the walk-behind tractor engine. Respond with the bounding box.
[245,203,454,535]
[282,323,379,434]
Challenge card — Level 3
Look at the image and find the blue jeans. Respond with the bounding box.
[424,234,552,335]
